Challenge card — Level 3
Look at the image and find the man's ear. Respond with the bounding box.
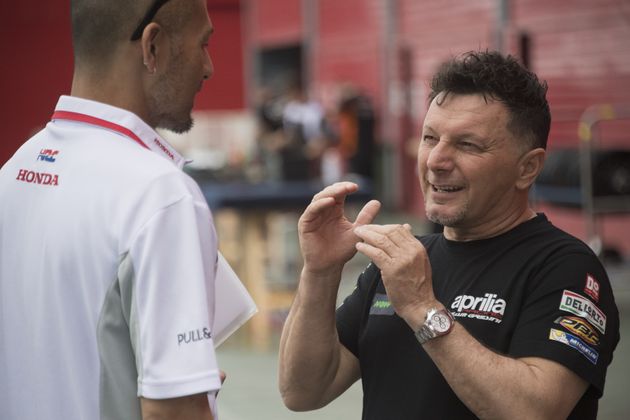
[140,22,163,74]
[516,148,546,190]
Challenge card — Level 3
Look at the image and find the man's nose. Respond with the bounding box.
[203,53,214,80]
[426,141,455,172]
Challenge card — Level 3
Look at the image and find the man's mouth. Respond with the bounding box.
[431,184,464,193]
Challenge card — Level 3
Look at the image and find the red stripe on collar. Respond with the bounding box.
[51,110,150,150]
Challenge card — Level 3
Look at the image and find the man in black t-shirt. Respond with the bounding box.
[278,51,620,419]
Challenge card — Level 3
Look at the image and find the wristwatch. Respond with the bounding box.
[415,307,455,344]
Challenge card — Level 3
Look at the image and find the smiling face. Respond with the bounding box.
[418,93,532,240]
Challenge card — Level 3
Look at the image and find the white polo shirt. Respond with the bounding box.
[0,96,222,419]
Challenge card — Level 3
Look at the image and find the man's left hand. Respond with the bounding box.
[354,224,440,330]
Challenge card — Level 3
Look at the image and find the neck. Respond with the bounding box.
[70,60,150,126]
[443,206,537,242]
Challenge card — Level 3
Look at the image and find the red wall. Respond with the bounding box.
[513,0,630,147]
[315,0,385,104]
[0,2,73,166]
[200,0,245,110]
[250,0,303,46]
[0,0,245,166]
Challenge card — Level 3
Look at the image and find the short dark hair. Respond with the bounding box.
[70,0,187,68]
[429,51,551,150]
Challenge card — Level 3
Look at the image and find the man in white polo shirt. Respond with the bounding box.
[0,0,223,419]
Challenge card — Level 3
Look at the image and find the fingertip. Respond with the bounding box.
[343,182,359,192]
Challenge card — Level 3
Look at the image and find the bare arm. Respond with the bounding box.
[278,182,380,411]
[354,224,588,419]
[423,323,587,419]
[279,268,361,410]
[140,394,214,420]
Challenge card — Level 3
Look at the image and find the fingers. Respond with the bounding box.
[355,224,415,246]
[311,182,358,205]
[354,200,381,227]
[355,240,390,264]
[299,183,358,232]
[353,224,418,260]
[304,196,336,216]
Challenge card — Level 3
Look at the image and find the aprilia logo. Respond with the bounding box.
[450,293,506,324]
[16,169,59,186]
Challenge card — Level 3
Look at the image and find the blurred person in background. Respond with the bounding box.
[336,86,375,181]
[280,80,330,181]
[253,85,287,182]
[279,51,619,419]
[0,0,225,419]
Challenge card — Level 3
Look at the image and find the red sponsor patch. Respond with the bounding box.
[16,169,59,186]
[584,274,600,302]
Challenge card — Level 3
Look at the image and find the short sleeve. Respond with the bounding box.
[509,251,620,397]
[336,262,379,357]
[127,194,222,399]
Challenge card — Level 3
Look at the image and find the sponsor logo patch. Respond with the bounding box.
[15,169,59,186]
[370,293,395,315]
[554,316,600,346]
[584,274,600,302]
[37,149,59,162]
[153,138,175,160]
[177,327,212,346]
[450,293,506,324]
[559,290,606,334]
[549,328,599,364]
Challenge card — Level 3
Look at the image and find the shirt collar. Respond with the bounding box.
[53,95,187,169]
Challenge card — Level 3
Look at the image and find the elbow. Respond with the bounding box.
[280,393,310,412]
[279,387,325,412]
[281,395,311,412]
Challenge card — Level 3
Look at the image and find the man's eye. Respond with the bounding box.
[460,141,480,150]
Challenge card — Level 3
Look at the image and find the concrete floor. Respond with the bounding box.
[214,255,630,420]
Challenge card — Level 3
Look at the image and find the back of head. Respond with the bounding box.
[71,0,146,69]
[71,0,190,71]
[429,51,551,150]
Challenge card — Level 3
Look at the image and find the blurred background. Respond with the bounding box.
[1,0,629,418]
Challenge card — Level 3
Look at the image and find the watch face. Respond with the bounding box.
[430,312,452,333]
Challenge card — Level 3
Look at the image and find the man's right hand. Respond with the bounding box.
[298,182,381,276]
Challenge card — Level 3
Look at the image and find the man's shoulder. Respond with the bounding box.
[525,214,596,256]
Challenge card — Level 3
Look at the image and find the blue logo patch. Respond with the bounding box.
[549,328,599,364]
[37,149,59,162]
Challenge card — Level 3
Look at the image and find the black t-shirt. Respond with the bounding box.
[336,214,620,420]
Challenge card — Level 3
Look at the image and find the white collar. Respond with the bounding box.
[52,96,187,169]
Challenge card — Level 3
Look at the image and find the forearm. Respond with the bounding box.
[422,322,586,419]
[279,268,345,410]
